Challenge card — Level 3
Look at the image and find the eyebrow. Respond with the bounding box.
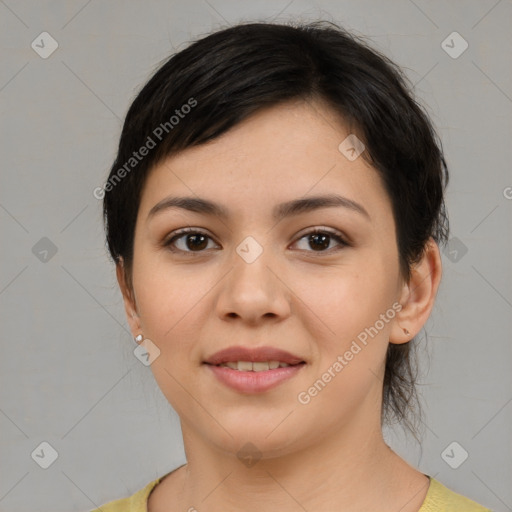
[147,194,371,222]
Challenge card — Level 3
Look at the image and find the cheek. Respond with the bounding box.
[295,259,395,337]
[132,257,205,349]
[128,236,222,417]
[131,261,208,416]
[294,259,398,400]
[295,268,394,416]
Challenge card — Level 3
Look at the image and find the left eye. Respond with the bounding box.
[164,228,348,254]
[293,229,348,253]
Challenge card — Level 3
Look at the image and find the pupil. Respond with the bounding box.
[187,234,208,251]
[310,233,329,251]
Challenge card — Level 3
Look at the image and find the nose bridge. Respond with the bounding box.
[231,234,276,301]
[216,234,290,322]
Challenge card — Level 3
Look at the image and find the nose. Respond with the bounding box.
[215,245,291,326]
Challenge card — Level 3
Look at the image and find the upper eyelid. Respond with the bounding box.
[294,225,346,239]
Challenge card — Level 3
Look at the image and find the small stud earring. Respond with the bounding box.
[135,334,143,343]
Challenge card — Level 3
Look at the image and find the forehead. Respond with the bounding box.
[138,99,391,225]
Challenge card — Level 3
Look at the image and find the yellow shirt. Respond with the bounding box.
[91,473,491,511]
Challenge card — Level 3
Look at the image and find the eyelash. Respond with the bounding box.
[163,227,349,256]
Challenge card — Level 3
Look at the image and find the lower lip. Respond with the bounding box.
[205,363,306,393]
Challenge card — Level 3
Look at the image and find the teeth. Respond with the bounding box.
[252,361,269,371]
[218,360,291,371]
[238,361,253,371]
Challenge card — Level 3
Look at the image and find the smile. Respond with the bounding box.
[202,345,307,393]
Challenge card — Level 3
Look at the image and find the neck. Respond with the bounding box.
[166,417,427,512]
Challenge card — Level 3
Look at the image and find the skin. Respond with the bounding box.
[116,98,442,511]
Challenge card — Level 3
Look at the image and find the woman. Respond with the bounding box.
[93,20,491,511]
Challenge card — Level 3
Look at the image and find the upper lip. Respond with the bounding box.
[204,345,305,365]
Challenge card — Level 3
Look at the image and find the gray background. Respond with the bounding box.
[1,1,511,511]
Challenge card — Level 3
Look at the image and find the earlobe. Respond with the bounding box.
[390,237,442,345]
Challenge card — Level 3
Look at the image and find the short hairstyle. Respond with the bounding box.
[102,20,449,435]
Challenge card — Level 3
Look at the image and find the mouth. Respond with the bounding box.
[203,345,306,393]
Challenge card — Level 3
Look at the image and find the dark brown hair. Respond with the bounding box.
[102,20,449,435]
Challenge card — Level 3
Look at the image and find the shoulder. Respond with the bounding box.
[89,477,161,512]
[420,476,492,511]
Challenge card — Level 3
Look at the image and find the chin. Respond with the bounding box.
[209,415,308,457]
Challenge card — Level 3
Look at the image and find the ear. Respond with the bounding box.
[116,258,141,339]
[389,237,443,344]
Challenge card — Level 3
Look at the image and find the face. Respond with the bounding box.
[119,99,415,458]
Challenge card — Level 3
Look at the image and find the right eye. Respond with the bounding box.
[164,228,220,254]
